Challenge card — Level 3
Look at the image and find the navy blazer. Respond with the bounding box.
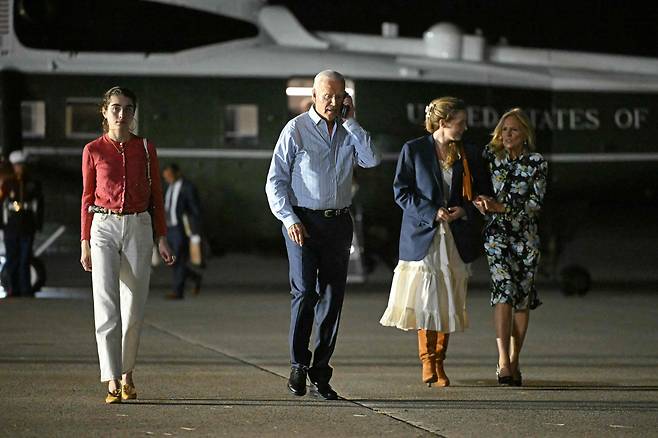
[166,178,202,236]
[393,135,491,262]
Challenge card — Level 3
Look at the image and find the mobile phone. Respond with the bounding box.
[340,93,351,119]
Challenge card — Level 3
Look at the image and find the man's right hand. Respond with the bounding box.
[288,223,310,246]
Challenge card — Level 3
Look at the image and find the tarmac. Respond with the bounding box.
[1,252,657,437]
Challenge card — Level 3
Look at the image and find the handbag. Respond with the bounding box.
[189,237,204,267]
[182,214,205,267]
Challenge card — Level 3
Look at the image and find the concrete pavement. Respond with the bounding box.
[1,254,657,437]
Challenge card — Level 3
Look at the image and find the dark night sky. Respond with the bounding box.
[270,0,658,58]
[14,0,658,57]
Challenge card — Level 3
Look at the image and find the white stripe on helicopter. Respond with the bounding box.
[23,147,658,163]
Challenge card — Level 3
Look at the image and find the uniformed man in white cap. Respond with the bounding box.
[1,150,43,297]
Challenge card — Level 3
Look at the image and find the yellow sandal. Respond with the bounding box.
[105,388,122,404]
[122,383,137,400]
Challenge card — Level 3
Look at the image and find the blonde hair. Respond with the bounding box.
[425,96,466,168]
[489,108,535,158]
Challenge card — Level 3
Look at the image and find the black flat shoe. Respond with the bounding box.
[496,365,512,386]
[310,382,338,400]
[287,367,307,396]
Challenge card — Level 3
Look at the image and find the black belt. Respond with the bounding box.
[295,206,351,218]
[88,205,145,216]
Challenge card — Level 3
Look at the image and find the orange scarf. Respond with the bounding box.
[460,145,473,201]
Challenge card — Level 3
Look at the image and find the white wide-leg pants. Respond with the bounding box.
[90,212,153,382]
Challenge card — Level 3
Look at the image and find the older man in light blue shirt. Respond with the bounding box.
[265,70,380,400]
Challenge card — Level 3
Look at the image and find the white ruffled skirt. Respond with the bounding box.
[379,222,470,332]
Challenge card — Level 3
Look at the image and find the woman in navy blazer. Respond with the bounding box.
[380,97,490,387]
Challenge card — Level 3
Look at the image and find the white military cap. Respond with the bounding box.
[8,150,27,164]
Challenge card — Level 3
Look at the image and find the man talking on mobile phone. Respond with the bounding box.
[265,70,380,399]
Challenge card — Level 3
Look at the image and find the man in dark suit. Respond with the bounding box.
[162,163,202,299]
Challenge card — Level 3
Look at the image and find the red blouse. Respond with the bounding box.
[81,134,167,241]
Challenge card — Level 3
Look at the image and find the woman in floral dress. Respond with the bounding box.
[475,108,548,387]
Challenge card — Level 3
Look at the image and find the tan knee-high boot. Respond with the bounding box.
[418,329,438,386]
[434,333,450,387]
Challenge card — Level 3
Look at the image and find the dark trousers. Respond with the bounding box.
[167,225,201,298]
[4,234,34,296]
[283,209,353,384]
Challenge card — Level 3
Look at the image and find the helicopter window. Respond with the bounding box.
[66,98,102,138]
[65,98,139,139]
[286,78,355,116]
[224,104,258,147]
[21,101,46,139]
[65,98,101,139]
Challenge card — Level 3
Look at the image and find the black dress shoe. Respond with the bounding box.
[192,275,202,295]
[287,367,307,396]
[310,382,339,400]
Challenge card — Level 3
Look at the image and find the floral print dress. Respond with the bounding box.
[482,145,548,309]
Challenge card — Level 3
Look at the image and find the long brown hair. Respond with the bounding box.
[100,86,138,133]
[425,96,466,168]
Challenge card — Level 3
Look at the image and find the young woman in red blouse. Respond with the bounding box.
[80,86,175,404]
